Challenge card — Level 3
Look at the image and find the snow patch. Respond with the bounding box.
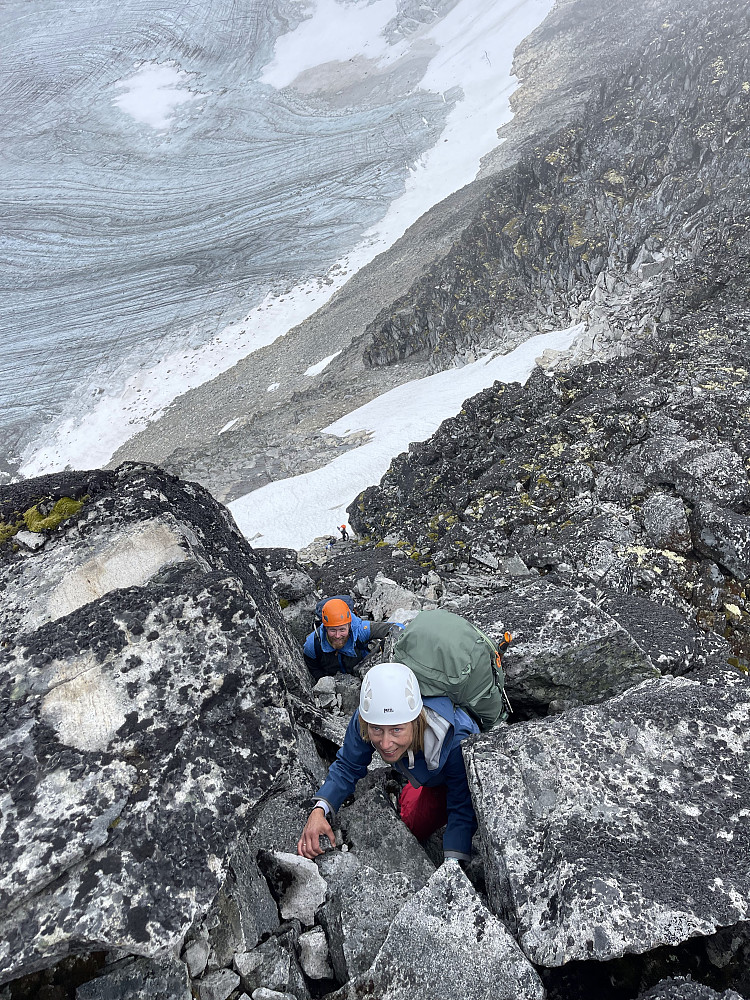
[114,62,203,129]
[260,0,405,89]
[305,351,342,376]
[229,324,583,549]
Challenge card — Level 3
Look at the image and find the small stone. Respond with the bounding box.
[251,990,298,1000]
[298,927,333,980]
[313,675,337,708]
[234,951,264,979]
[197,969,240,1000]
[183,939,210,978]
[15,530,46,551]
[264,852,327,926]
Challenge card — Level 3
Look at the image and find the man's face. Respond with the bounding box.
[325,623,350,650]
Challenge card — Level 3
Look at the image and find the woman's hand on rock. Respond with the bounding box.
[297,807,335,859]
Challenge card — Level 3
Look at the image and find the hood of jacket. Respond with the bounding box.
[414,696,472,771]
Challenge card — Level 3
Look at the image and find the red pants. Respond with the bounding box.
[398,783,448,841]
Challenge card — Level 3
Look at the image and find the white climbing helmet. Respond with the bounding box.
[359,662,423,725]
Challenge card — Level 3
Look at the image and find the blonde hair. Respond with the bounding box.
[359,709,427,752]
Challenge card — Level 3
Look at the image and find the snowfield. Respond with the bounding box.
[229,325,582,549]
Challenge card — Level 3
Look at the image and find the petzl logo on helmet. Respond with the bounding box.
[383,707,394,713]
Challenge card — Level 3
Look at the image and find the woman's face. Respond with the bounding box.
[368,721,415,763]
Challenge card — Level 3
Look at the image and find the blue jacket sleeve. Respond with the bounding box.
[441,743,478,859]
[316,712,374,813]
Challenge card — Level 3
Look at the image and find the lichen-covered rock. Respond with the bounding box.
[233,929,309,999]
[317,851,427,982]
[638,978,745,1000]
[464,668,750,966]
[0,465,300,985]
[691,502,750,583]
[470,581,660,715]
[0,464,310,697]
[196,968,240,1000]
[338,786,436,884]
[587,591,728,677]
[328,864,545,1000]
[641,493,692,554]
[626,437,750,508]
[200,839,280,971]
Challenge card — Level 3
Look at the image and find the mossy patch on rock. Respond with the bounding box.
[23,497,85,533]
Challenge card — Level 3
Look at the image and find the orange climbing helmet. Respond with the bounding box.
[321,598,352,628]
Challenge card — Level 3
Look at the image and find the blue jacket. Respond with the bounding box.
[316,696,479,859]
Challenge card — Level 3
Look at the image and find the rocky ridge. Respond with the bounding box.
[1,464,748,1000]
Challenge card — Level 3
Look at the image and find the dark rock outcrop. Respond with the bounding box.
[350,312,750,670]
[0,464,300,986]
[360,0,750,376]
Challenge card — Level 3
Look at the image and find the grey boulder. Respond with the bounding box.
[0,465,299,985]
[329,863,545,1000]
[317,850,426,981]
[464,668,750,966]
[471,580,660,714]
[691,501,750,582]
[638,978,745,1000]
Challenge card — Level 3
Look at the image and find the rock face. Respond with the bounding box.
[5,0,750,996]
[464,669,750,967]
[469,582,661,716]
[350,316,750,672]
[0,464,300,985]
[360,0,750,377]
[329,864,545,1000]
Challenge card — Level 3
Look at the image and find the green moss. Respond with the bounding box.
[23,497,85,533]
[279,598,290,609]
[0,519,23,545]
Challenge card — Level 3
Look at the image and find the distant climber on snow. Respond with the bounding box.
[338,523,349,541]
[302,596,403,682]
[297,661,479,864]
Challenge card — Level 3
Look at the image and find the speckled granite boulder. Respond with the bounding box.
[464,668,750,966]
[470,581,660,714]
[317,851,428,982]
[691,501,750,583]
[328,864,545,1000]
[338,785,436,884]
[0,464,299,985]
[0,463,310,698]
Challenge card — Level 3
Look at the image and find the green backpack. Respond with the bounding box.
[391,609,512,730]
